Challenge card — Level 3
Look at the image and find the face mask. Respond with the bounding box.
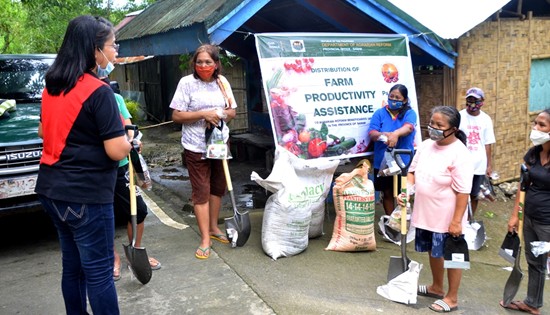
[387,99,404,110]
[195,65,216,81]
[530,129,550,146]
[96,49,114,78]
[466,100,483,112]
[428,125,453,141]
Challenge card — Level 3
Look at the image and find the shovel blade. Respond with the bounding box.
[502,248,523,306]
[471,220,486,250]
[387,255,411,282]
[123,244,152,285]
[225,210,251,247]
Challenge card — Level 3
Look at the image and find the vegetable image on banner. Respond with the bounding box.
[255,33,422,160]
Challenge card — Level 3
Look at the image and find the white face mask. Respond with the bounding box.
[96,49,115,78]
[530,129,550,146]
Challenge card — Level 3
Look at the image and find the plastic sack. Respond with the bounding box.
[378,205,415,245]
[530,241,550,257]
[204,121,232,160]
[129,148,152,190]
[251,146,338,260]
[0,99,16,118]
[325,159,377,251]
[377,260,422,304]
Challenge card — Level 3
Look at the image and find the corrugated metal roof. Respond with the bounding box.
[117,0,237,40]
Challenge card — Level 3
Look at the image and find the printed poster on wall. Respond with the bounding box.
[255,32,422,160]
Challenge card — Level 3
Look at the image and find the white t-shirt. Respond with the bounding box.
[459,109,495,175]
[169,75,237,153]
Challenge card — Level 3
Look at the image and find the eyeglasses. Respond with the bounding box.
[106,43,120,51]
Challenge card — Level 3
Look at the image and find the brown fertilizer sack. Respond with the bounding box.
[326,159,376,252]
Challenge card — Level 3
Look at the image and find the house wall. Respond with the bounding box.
[456,16,550,182]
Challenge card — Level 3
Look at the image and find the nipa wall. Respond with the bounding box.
[456,16,550,182]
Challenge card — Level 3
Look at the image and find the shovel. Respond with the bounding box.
[123,125,152,285]
[465,198,486,250]
[223,159,251,247]
[387,149,413,282]
[502,164,529,306]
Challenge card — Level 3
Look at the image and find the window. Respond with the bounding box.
[528,58,550,112]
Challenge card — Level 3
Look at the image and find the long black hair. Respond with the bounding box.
[525,108,550,169]
[45,15,114,96]
[390,84,412,119]
[431,105,467,145]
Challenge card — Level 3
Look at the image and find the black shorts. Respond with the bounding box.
[373,168,402,193]
[470,174,483,199]
[114,164,149,224]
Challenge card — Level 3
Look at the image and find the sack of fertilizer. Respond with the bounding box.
[251,146,338,260]
[325,159,377,252]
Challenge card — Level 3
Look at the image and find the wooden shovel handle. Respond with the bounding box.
[128,154,136,216]
[400,176,407,234]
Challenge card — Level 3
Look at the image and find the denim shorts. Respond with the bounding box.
[415,228,449,258]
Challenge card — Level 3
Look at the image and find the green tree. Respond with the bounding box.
[0,0,155,54]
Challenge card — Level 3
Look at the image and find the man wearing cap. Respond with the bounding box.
[459,87,496,215]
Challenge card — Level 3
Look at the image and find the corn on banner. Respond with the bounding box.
[255,33,422,160]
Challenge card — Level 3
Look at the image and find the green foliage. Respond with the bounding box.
[0,0,156,54]
[179,53,191,72]
[124,99,141,122]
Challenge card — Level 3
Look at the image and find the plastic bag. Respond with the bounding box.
[204,121,232,160]
[378,205,415,245]
[376,260,422,304]
[530,241,550,257]
[130,148,152,190]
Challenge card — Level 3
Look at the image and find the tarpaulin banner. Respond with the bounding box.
[255,33,421,160]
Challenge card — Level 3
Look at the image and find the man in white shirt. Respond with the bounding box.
[459,87,496,215]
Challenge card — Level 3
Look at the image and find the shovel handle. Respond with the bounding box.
[400,175,408,235]
[222,159,233,192]
[392,149,414,173]
[128,153,137,217]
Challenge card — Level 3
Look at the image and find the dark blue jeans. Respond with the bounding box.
[39,195,119,315]
[523,215,550,309]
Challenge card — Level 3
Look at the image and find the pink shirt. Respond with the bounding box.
[410,139,474,233]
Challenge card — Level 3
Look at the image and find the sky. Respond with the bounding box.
[389,0,511,38]
[107,0,144,9]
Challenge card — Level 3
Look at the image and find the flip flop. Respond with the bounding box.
[418,285,444,299]
[195,246,210,259]
[149,257,162,270]
[500,300,541,315]
[429,299,458,313]
[210,233,229,244]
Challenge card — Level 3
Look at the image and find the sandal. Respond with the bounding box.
[210,233,229,244]
[113,266,121,281]
[429,299,458,313]
[500,300,541,315]
[149,257,162,270]
[195,246,211,259]
[418,285,444,299]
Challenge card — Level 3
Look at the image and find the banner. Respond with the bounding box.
[255,33,421,160]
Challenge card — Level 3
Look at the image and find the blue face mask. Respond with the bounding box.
[387,99,404,110]
[96,49,115,78]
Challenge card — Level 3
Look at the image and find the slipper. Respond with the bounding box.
[113,267,121,281]
[210,233,229,244]
[429,299,458,313]
[418,285,444,299]
[500,300,541,315]
[195,246,210,259]
[149,257,162,270]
